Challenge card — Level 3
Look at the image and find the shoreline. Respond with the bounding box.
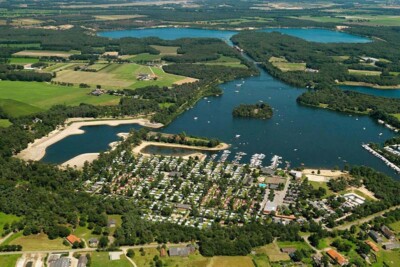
[132,141,230,160]
[16,118,163,162]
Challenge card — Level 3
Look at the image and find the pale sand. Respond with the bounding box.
[132,141,230,160]
[17,118,163,162]
[347,186,378,200]
[173,77,199,85]
[302,169,346,182]
[62,153,100,169]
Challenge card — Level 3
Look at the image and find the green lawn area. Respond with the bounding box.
[251,254,271,267]
[8,57,39,64]
[0,119,12,128]
[0,212,21,235]
[317,237,333,250]
[150,45,179,55]
[9,233,69,251]
[128,53,162,62]
[0,81,120,117]
[297,16,346,23]
[202,55,247,68]
[255,243,290,262]
[210,256,254,267]
[0,254,21,267]
[389,221,400,233]
[91,252,132,267]
[373,249,400,267]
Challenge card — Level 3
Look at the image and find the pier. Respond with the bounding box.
[362,144,400,174]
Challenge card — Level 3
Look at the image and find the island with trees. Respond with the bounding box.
[232,103,273,119]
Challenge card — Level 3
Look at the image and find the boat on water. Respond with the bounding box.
[235,134,241,138]
[194,117,198,120]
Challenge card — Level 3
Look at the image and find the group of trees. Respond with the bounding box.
[145,132,221,148]
[0,63,52,82]
[232,103,273,119]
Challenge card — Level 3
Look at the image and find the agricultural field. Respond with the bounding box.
[0,43,41,48]
[254,243,290,262]
[298,15,400,26]
[94,14,145,21]
[0,119,12,128]
[0,212,21,235]
[209,256,254,267]
[269,57,306,72]
[53,63,190,89]
[127,53,163,62]
[0,81,120,117]
[9,233,68,251]
[13,50,78,58]
[251,254,271,267]
[201,55,247,68]
[151,45,179,55]
[8,57,39,64]
[349,69,381,76]
[0,254,21,267]
[373,250,400,267]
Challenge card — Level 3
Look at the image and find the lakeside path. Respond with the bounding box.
[16,118,164,162]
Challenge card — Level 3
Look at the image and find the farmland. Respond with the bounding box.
[269,57,306,72]
[8,57,39,64]
[8,233,68,251]
[12,50,78,58]
[91,252,132,267]
[209,256,254,267]
[53,63,190,89]
[0,81,119,116]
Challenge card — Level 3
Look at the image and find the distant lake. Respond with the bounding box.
[99,27,370,44]
[43,27,398,178]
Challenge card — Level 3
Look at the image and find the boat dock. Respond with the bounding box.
[362,144,400,173]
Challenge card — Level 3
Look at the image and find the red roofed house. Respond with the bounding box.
[365,240,380,252]
[326,249,348,266]
[66,234,81,245]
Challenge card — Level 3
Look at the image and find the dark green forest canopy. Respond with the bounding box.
[232,103,273,119]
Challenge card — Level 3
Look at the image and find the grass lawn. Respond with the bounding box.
[202,55,247,68]
[389,221,400,233]
[209,256,254,267]
[0,212,21,235]
[91,252,132,267]
[71,225,100,242]
[9,233,69,251]
[373,249,400,267]
[129,53,162,62]
[8,57,39,64]
[0,81,120,116]
[317,237,333,250]
[309,181,334,197]
[0,99,43,117]
[0,254,21,267]
[251,254,271,267]
[0,119,12,128]
[53,63,188,89]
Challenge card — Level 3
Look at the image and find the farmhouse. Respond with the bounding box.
[137,73,157,81]
[108,218,117,228]
[365,240,379,252]
[381,225,395,240]
[66,234,81,245]
[49,257,70,267]
[326,249,348,266]
[369,230,383,243]
[88,238,99,247]
[169,247,191,257]
[382,242,400,250]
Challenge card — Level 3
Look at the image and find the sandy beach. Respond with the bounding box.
[132,141,230,160]
[62,153,100,169]
[302,169,346,182]
[16,118,163,162]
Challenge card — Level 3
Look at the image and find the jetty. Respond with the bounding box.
[362,144,400,173]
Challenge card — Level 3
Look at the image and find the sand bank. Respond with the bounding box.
[132,141,229,160]
[302,169,346,182]
[16,118,163,162]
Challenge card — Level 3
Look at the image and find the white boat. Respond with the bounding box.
[379,133,383,136]
[235,134,241,138]
[194,117,198,120]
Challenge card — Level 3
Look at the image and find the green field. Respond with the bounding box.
[151,45,179,55]
[389,221,400,233]
[202,55,247,68]
[0,119,12,128]
[210,256,254,267]
[9,57,39,64]
[255,243,290,262]
[9,233,69,251]
[91,252,133,267]
[0,254,21,267]
[0,212,20,235]
[309,181,334,197]
[373,249,400,267]
[0,43,40,48]
[251,254,271,267]
[298,15,400,26]
[0,99,43,117]
[269,57,306,72]
[128,53,162,62]
[349,69,381,76]
[0,81,120,116]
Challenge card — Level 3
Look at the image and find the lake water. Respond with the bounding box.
[43,27,398,178]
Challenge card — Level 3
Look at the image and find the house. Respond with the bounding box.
[381,225,395,240]
[365,240,379,252]
[108,218,117,228]
[281,247,297,254]
[78,255,88,267]
[382,242,400,250]
[169,247,191,257]
[265,177,285,189]
[326,249,348,266]
[160,248,167,257]
[91,89,105,96]
[289,170,302,180]
[369,230,383,243]
[66,234,81,245]
[50,258,70,267]
[88,238,99,247]
[175,203,191,210]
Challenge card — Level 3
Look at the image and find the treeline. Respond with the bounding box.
[145,132,221,148]
[297,88,400,114]
[232,103,273,119]
[0,64,52,82]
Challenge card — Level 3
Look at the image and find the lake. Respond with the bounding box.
[43,27,398,178]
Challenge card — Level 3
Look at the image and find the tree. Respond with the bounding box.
[99,236,109,248]
[126,249,135,258]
